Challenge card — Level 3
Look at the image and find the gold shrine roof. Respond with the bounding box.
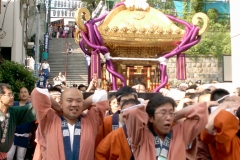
[98,5,186,50]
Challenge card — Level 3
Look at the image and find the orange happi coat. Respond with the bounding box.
[200,110,240,160]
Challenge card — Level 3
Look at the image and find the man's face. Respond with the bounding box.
[110,98,118,113]
[149,103,174,136]
[19,88,29,101]
[179,86,187,91]
[233,89,239,96]
[0,88,14,107]
[60,89,84,122]
[50,91,61,105]
[119,94,136,107]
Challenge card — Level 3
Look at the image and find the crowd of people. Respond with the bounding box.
[48,24,77,39]
[0,74,240,160]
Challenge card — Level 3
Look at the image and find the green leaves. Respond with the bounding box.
[0,60,37,101]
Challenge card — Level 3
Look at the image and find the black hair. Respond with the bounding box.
[19,87,29,93]
[115,86,137,102]
[186,84,198,90]
[78,84,87,90]
[135,82,146,89]
[121,99,140,109]
[108,92,116,100]
[0,83,11,95]
[210,88,229,102]
[48,86,62,93]
[146,94,176,119]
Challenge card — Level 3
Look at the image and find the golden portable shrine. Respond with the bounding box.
[74,0,209,92]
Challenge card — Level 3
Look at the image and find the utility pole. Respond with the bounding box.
[34,5,40,78]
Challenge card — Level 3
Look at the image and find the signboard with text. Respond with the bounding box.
[44,33,49,53]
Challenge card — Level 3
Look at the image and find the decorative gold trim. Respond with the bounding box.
[192,12,209,35]
[75,7,90,33]
[74,28,81,44]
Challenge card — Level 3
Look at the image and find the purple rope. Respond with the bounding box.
[94,24,104,46]
[79,39,91,56]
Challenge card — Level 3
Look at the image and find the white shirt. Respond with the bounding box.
[58,75,66,82]
[67,123,75,151]
[41,63,50,72]
[119,121,123,128]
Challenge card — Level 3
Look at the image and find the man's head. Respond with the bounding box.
[44,60,47,63]
[108,92,118,114]
[0,83,14,108]
[208,86,217,92]
[115,86,138,107]
[59,72,62,76]
[233,87,240,97]
[72,84,78,88]
[210,88,230,103]
[179,83,188,91]
[198,90,211,103]
[78,84,87,92]
[119,99,140,124]
[146,94,176,136]
[49,86,62,104]
[19,87,29,101]
[60,88,84,124]
[132,82,146,93]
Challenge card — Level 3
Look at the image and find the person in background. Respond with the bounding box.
[42,50,48,61]
[78,84,87,93]
[52,24,57,38]
[57,72,66,83]
[95,99,141,159]
[45,79,53,89]
[72,84,78,88]
[108,92,119,114]
[37,70,47,88]
[48,86,62,105]
[40,60,50,79]
[178,83,188,92]
[233,87,240,97]
[132,82,147,93]
[207,86,217,92]
[58,26,63,38]
[53,77,62,86]
[48,24,53,40]
[95,86,138,148]
[7,87,33,160]
[0,84,36,159]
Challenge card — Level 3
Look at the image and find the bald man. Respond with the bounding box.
[31,86,109,160]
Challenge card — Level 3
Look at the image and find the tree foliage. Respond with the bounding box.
[0,60,37,100]
[180,0,231,58]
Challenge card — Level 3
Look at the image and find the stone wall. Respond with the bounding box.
[167,56,223,86]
